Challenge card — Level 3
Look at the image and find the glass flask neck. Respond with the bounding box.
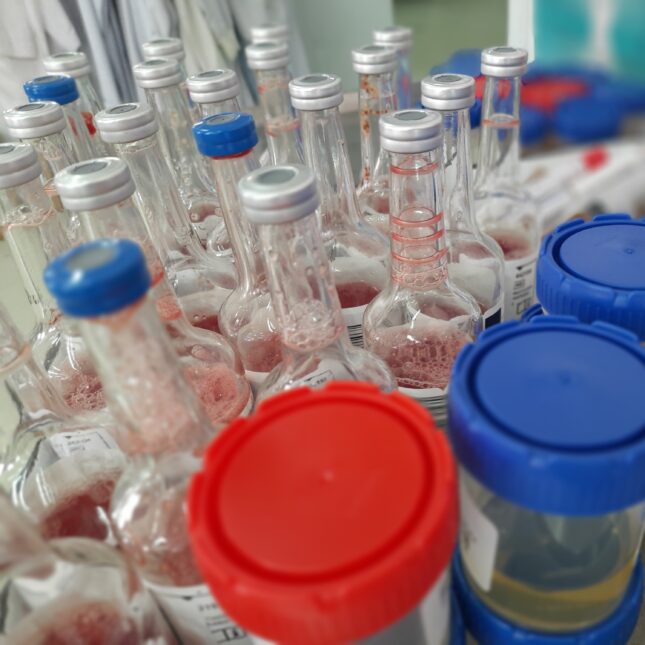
[76,75,102,114]
[198,96,241,118]
[62,100,94,161]
[28,131,76,184]
[389,148,449,290]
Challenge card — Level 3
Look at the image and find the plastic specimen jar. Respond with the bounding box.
[189,382,458,645]
[448,316,645,633]
[537,214,645,342]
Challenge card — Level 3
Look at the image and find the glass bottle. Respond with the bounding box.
[250,22,289,45]
[23,74,95,161]
[187,68,241,118]
[44,238,250,645]
[95,102,236,334]
[363,109,481,428]
[474,47,539,320]
[352,44,398,233]
[422,73,505,328]
[373,26,414,109]
[54,157,252,424]
[0,142,106,414]
[0,492,174,643]
[290,73,389,347]
[245,41,305,165]
[238,164,395,401]
[193,113,281,387]
[132,57,229,256]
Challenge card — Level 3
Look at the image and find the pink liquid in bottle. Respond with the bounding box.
[62,372,106,413]
[191,312,220,335]
[490,228,535,261]
[237,332,282,374]
[336,281,380,308]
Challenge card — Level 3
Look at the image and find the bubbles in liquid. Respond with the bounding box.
[237,327,282,373]
[336,281,380,309]
[489,228,534,261]
[62,373,106,412]
[282,300,344,351]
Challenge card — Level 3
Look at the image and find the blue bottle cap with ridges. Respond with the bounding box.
[448,317,645,515]
[192,112,258,157]
[520,303,545,322]
[44,239,151,317]
[537,214,645,339]
[453,554,643,644]
[23,74,79,106]
[554,96,622,143]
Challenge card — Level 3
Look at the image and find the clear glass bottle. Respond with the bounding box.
[373,26,414,109]
[474,47,539,320]
[132,57,229,256]
[187,68,241,118]
[363,109,481,428]
[0,142,106,414]
[422,73,505,328]
[0,492,174,644]
[44,238,250,645]
[23,74,95,161]
[238,164,395,401]
[54,157,252,424]
[352,45,398,234]
[290,74,389,347]
[245,41,305,165]
[193,113,282,388]
[95,102,236,335]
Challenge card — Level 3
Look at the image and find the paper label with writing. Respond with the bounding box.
[36,428,121,471]
[292,360,355,389]
[503,253,537,320]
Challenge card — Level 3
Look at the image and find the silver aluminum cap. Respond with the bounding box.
[0,142,40,189]
[373,26,413,50]
[379,109,442,154]
[4,101,66,139]
[289,74,343,111]
[142,37,185,62]
[187,69,240,104]
[481,46,528,78]
[95,103,158,144]
[245,42,290,71]
[55,157,135,211]
[43,51,91,78]
[132,57,182,89]
[351,45,397,74]
[421,73,475,111]
[250,22,289,43]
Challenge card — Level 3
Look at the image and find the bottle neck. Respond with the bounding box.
[62,100,94,161]
[76,75,102,115]
[198,96,241,118]
[389,148,449,289]
[28,132,76,184]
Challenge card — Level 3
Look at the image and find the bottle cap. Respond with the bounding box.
[95,103,158,144]
[141,37,185,62]
[289,73,343,110]
[0,143,40,189]
[421,73,476,111]
[351,44,397,74]
[245,41,289,71]
[188,382,458,645]
[520,303,544,323]
[187,69,240,104]
[193,112,258,158]
[379,109,442,154]
[250,22,289,43]
[23,74,79,106]
[592,78,645,114]
[55,157,135,211]
[45,238,151,317]
[520,106,550,146]
[480,46,528,78]
[453,554,643,644]
[132,58,182,89]
[42,51,91,79]
[449,317,645,515]
[537,214,645,339]
[373,26,413,50]
[4,101,66,139]
[554,96,622,143]
[238,164,319,224]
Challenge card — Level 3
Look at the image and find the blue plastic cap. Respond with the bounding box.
[537,214,645,339]
[521,106,549,146]
[451,592,466,645]
[44,239,151,317]
[592,79,645,114]
[24,74,79,106]
[469,98,482,129]
[520,303,545,322]
[554,96,622,143]
[448,317,645,515]
[192,112,258,158]
[453,554,643,644]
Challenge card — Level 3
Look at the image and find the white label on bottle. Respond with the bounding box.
[146,581,250,644]
[503,253,537,321]
[483,304,503,329]
[459,479,499,592]
[292,360,355,389]
[35,428,121,471]
[342,305,366,347]
[398,386,447,428]
[418,567,451,645]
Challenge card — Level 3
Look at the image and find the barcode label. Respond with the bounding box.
[483,305,502,329]
[342,305,367,347]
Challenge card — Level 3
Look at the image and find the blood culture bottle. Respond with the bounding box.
[289,73,389,347]
[189,383,458,645]
[132,57,229,256]
[536,214,645,342]
[0,143,106,414]
[44,238,251,645]
[23,74,94,161]
[193,112,282,387]
[449,317,645,632]
[422,73,504,328]
[373,26,414,109]
[245,41,305,165]
[0,493,174,644]
[474,47,539,320]
[352,44,398,233]
[187,68,241,118]
[95,102,235,334]
[237,164,395,400]
[363,110,481,427]
[54,158,251,424]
